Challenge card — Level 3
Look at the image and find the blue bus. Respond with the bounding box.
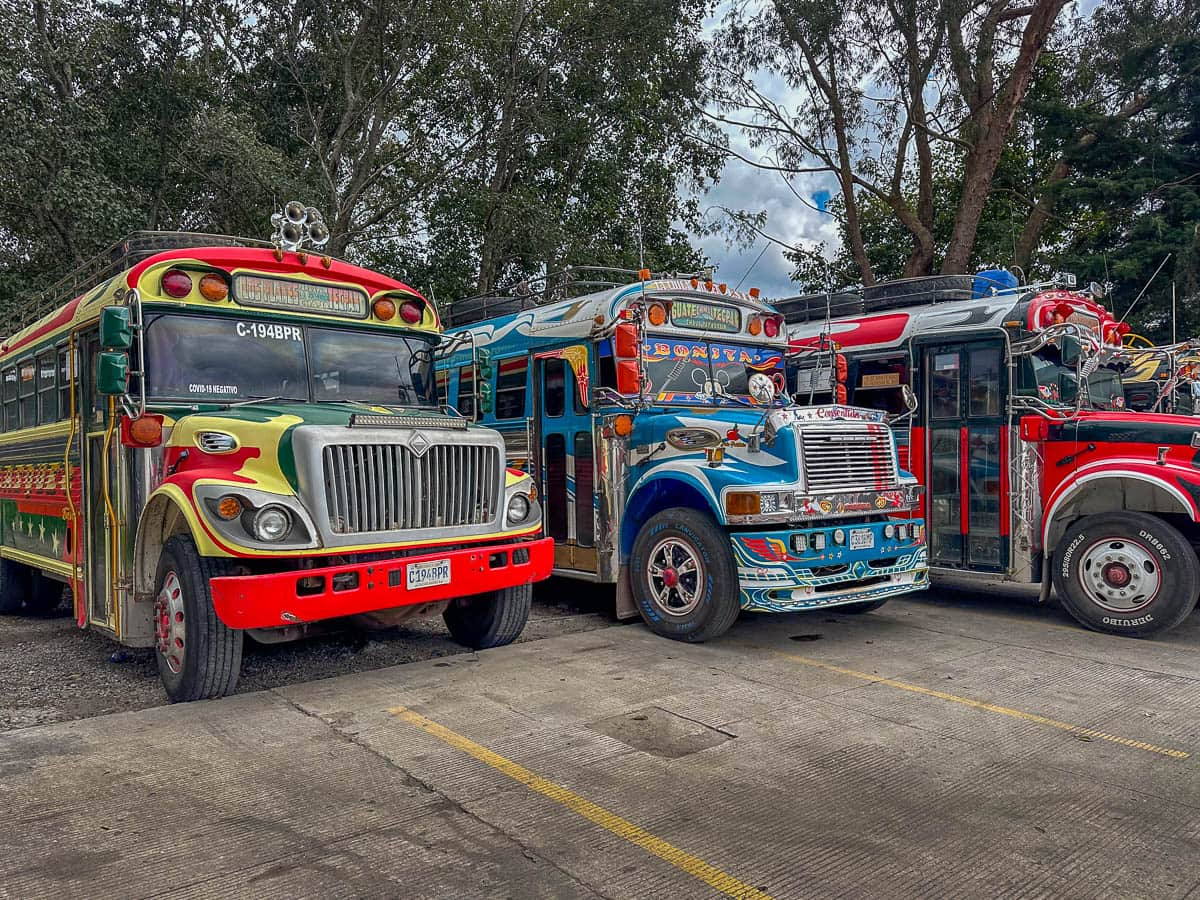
[440,272,928,641]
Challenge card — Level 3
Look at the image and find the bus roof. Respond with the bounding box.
[1,232,429,362]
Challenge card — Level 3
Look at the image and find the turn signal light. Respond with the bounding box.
[763,315,781,338]
[161,269,192,299]
[122,414,164,448]
[198,273,229,302]
[613,414,634,437]
[216,495,243,520]
[725,492,761,516]
[647,302,668,326]
[748,316,763,336]
[373,298,397,321]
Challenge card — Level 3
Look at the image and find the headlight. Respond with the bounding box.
[251,505,292,542]
[506,493,531,524]
[884,524,895,539]
[833,528,846,545]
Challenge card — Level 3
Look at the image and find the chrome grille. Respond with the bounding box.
[800,425,896,493]
[322,443,501,534]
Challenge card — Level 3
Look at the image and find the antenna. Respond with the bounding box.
[1120,253,1171,324]
[636,212,645,271]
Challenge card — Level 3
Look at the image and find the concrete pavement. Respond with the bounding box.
[2,595,1199,898]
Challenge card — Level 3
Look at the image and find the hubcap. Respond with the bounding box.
[155,571,186,674]
[1078,538,1161,613]
[646,537,705,616]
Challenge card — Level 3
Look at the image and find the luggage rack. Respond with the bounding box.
[775,274,1021,324]
[4,231,280,342]
[444,265,711,328]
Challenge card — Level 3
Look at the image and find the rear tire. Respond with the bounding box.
[0,558,31,614]
[26,573,66,615]
[629,508,740,642]
[444,583,532,649]
[1052,511,1199,637]
[154,535,243,702]
[835,597,889,615]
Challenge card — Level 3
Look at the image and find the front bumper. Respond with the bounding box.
[730,520,929,613]
[209,537,554,629]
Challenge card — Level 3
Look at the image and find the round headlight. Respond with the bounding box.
[506,493,531,524]
[252,505,292,542]
[884,524,895,539]
[833,528,846,545]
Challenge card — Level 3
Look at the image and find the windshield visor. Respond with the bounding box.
[143,314,436,406]
[642,337,783,404]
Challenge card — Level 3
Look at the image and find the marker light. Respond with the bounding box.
[373,298,397,321]
[216,496,243,520]
[198,273,228,302]
[725,492,761,516]
[647,302,668,327]
[763,315,781,338]
[749,287,761,299]
[399,299,424,324]
[638,268,651,281]
[705,280,713,291]
[613,414,634,437]
[124,414,164,448]
[748,316,763,336]
[718,283,727,293]
[691,278,699,289]
[161,269,192,298]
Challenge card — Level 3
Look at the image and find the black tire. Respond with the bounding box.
[443,583,532,649]
[629,508,740,642]
[835,597,890,615]
[1052,511,1200,638]
[154,535,244,702]
[0,558,31,614]
[25,573,66,615]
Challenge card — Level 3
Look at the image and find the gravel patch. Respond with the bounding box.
[0,577,618,732]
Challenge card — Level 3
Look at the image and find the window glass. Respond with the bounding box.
[854,357,909,415]
[930,352,960,419]
[58,348,74,418]
[18,359,36,427]
[309,327,436,406]
[968,347,1001,417]
[435,369,449,405]
[37,351,57,424]
[544,358,565,418]
[1,368,16,431]
[495,357,528,420]
[457,366,476,418]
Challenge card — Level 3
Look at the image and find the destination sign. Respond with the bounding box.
[234,274,368,319]
[670,299,740,333]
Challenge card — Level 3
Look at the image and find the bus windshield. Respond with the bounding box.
[143,314,437,406]
[1031,349,1126,411]
[641,337,783,404]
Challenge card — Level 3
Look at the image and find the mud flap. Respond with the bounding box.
[615,564,638,620]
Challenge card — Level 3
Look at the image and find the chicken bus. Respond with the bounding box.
[438,269,929,642]
[784,272,1200,637]
[0,211,551,701]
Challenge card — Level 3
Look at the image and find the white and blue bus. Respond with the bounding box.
[440,270,928,641]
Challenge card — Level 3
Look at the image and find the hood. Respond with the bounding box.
[1054,410,1200,447]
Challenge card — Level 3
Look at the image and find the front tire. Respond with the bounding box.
[444,583,532,649]
[1052,511,1199,637]
[629,508,740,642]
[154,535,243,702]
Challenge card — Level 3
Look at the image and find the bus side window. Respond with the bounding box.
[1,367,16,432]
[37,351,57,424]
[854,356,908,415]
[57,347,73,418]
[435,368,449,406]
[18,358,36,427]
[457,365,476,418]
[495,357,528,420]
[545,358,566,417]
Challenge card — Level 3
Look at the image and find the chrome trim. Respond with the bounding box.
[596,417,627,582]
[799,424,897,493]
[291,425,506,547]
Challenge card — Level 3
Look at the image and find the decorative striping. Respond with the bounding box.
[800,424,896,493]
[322,443,500,534]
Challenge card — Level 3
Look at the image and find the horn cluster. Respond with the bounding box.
[270,201,330,252]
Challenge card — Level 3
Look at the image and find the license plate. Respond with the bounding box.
[849,528,874,550]
[407,558,452,590]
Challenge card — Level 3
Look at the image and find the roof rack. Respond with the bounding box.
[775,274,1019,324]
[444,265,709,328]
[4,231,278,342]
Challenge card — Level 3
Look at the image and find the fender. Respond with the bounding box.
[1042,458,1198,549]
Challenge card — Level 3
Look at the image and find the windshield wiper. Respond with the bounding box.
[228,395,302,408]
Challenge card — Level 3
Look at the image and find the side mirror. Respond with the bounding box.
[96,351,129,396]
[1060,335,1083,368]
[614,323,639,359]
[478,381,494,414]
[99,306,132,350]
[902,384,918,413]
[615,360,641,395]
[476,348,495,381]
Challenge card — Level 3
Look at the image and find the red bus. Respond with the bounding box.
[784,273,1200,637]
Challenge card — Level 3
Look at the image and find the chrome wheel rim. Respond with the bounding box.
[1078,537,1161,613]
[155,571,187,674]
[646,537,705,616]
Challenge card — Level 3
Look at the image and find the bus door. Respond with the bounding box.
[80,334,127,632]
[531,347,597,573]
[920,339,1008,573]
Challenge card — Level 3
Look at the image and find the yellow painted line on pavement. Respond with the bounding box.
[765,649,1190,760]
[389,705,772,899]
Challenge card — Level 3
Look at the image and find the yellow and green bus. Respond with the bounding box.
[0,228,551,701]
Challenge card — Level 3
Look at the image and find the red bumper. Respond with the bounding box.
[209,538,554,630]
